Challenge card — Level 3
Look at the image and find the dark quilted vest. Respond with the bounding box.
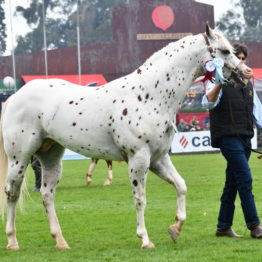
[209,81,254,148]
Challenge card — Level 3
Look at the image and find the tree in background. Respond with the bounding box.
[15,0,75,53]
[15,0,129,54]
[0,0,7,54]
[216,0,262,42]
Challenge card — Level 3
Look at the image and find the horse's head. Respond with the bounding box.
[202,23,252,86]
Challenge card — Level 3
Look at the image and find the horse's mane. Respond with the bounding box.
[138,31,234,72]
[140,34,194,68]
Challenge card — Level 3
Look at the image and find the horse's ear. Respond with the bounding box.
[205,21,215,39]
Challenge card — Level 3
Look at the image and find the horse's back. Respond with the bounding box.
[2,79,127,160]
[2,79,74,129]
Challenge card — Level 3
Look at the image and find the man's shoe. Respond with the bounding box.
[248,224,262,238]
[216,228,243,238]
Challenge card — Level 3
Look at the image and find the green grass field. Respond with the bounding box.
[0,153,262,262]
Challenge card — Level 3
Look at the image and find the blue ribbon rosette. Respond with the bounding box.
[204,58,225,84]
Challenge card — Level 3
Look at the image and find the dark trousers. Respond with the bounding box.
[217,136,260,229]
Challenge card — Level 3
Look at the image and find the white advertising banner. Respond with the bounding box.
[62,129,258,159]
[171,129,257,154]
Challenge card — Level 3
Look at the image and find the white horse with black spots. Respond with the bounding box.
[0,24,252,250]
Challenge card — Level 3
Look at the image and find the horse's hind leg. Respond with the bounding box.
[103,160,113,186]
[5,158,30,250]
[36,144,69,249]
[86,158,99,185]
[150,154,187,242]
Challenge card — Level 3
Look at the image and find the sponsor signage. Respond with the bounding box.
[137,33,192,41]
[63,129,258,159]
[171,130,257,153]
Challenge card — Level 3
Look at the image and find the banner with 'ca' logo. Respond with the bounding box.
[171,130,257,154]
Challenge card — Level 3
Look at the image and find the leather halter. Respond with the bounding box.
[202,33,215,58]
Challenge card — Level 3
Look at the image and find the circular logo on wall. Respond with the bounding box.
[152,5,175,31]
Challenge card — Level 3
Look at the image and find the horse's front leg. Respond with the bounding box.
[150,154,187,242]
[128,149,154,249]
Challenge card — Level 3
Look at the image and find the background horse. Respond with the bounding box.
[86,158,113,186]
[0,24,251,250]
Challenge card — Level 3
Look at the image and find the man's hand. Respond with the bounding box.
[243,67,253,79]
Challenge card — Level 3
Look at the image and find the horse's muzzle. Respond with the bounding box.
[223,62,248,88]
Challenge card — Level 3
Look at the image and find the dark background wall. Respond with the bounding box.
[0,0,261,82]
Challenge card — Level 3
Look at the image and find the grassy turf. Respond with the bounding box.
[0,153,262,261]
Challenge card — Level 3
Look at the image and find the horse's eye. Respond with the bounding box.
[219,49,230,55]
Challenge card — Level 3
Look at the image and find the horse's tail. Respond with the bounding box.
[0,99,28,219]
[0,100,9,217]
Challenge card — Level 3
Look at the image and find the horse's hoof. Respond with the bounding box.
[103,180,111,186]
[141,241,155,249]
[168,225,180,242]
[6,244,20,250]
[55,243,70,249]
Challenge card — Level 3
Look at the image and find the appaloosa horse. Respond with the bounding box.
[0,24,251,250]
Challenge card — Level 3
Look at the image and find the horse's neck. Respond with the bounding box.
[133,34,205,114]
